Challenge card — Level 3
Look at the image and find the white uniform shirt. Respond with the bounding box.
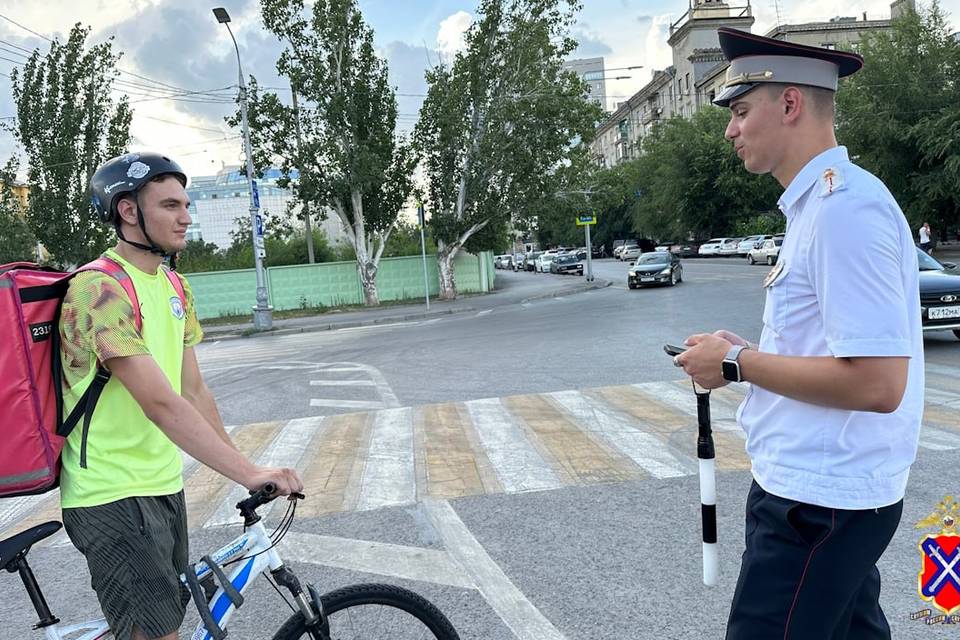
[738,146,924,510]
[919,225,930,244]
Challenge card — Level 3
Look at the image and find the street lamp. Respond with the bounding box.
[213,6,273,330]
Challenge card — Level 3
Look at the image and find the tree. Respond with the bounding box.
[837,1,960,239]
[0,158,37,263]
[240,0,417,306]
[630,108,781,240]
[416,0,601,299]
[7,24,131,267]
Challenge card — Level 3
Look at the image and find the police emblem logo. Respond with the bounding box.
[819,167,845,197]
[127,161,150,179]
[913,496,960,623]
[762,261,785,288]
[170,295,185,320]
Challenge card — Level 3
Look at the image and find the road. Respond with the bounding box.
[1,257,958,639]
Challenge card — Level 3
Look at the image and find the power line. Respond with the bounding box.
[0,12,51,42]
[138,114,232,134]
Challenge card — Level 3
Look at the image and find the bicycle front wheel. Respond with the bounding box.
[272,583,460,640]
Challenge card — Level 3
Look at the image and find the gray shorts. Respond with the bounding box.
[62,492,190,640]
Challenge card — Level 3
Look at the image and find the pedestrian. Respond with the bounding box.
[675,28,923,639]
[59,152,303,640]
[919,221,932,254]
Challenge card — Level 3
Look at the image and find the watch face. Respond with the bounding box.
[722,360,740,382]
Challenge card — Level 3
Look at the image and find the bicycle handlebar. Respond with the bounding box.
[236,483,305,517]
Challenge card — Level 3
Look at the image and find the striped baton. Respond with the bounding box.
[694,382,718,586]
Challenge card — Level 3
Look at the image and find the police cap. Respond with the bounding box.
[712,27,864,108]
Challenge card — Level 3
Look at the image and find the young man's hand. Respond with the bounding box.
[244,467,304,496]
[675,333,733,389]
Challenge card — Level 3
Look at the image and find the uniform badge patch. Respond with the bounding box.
[819,167,845,197]
[170,296,185,320]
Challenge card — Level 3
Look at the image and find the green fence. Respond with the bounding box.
[184,251,495,320]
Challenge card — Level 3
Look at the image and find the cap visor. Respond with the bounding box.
[713,83,758,108]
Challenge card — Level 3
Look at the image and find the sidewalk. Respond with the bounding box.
[200,271,611,341]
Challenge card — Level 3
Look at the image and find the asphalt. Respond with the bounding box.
[199,270,612,341]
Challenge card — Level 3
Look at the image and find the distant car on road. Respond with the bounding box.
[523,251,541,271]
[535,253,557,273]
[495,254,513,269]
[698,238,726,256]
[620,245,644,261]
[512,253,525,271]
[737,235,770,255]
[918,247,960,339]
[747,237,782,265]
[628,251,683,288]
[718,238,743,256]
[550,253,584,276]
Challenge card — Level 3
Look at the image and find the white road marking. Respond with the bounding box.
[549,390,694,478]
[309,380,377,387]
[356,408,417,511]
[918,425,960,451]
[924,388,960,409]
[279,530,474,589]
[310,399,387,410]
[477,309,493,316]
[205,418,325,527]
[316,366,365,373]
[633,382,745,436]
[423,499,567,640]
[521,302,533,308]
[464,398,562,493]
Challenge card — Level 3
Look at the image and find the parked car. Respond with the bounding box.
[523,251,541,271]
[698,238,726,256]
[550,253,584,276]
[627,251,683,288]
[718,238,743,256]
[620,245,644,261]
[737,235,770,255]
[747,237,783,265]
[512,252,525,271]
[494,254,509,269]
[535,253,556,272]
[918,247,960,339]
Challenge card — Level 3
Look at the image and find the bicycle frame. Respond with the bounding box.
[35,520,285,640]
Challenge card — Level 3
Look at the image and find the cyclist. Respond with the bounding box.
[59,152,303,640]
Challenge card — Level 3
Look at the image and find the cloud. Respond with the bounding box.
[381,41,439,134]
[436,11,473,60]
[571,30,613,58]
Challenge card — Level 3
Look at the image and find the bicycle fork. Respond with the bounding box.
[272,566,328,638]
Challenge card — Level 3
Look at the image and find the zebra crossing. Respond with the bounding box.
[4,371,959,547]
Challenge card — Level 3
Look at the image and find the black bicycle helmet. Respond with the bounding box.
[90,152,188,257]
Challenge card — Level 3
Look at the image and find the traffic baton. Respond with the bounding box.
[693,380,718,586]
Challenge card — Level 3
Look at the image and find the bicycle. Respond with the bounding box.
[2,483,461,639]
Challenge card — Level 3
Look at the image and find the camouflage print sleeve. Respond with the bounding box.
[61,271,151,365]
[175,272,204,347]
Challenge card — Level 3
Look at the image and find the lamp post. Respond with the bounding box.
[213,7,273,330]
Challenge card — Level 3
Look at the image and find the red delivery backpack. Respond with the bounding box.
[0,258,186,498]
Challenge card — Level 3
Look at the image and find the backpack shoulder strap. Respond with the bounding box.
[79,257,143,332]
[162,267,187,308]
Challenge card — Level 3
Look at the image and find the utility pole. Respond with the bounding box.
[213,7,273,330]
[291,82,315,264]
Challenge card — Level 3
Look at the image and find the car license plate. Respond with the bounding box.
[930,305,960,320]
[640,277,655,282]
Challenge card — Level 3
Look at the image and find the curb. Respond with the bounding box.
[201,306,478,342]
[520,278,612,304]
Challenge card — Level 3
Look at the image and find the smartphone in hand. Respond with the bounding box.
[663,343,689,357]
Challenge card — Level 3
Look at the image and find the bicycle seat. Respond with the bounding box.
[0,521,62,571]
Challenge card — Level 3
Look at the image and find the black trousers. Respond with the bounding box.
[726,481,903,640]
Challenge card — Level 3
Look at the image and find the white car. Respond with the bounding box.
[737,235,769,255]
[620,245,644,261]
[617,244,639,260]
[698,238,726,256]
[494,254,512,269]
[748,237,783,265]
[718,238,743,256]
[535,253,556,272]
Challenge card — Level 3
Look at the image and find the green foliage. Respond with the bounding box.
[0,159,37,263]
[237,0,418,304]
[416,0,603,295]
[383,221,436,257]
[177,229,350,273]
[836,1,960,239]
[732,214,785,238]
[7,24,131,267]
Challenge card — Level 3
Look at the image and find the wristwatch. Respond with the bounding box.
[721,345,749,383]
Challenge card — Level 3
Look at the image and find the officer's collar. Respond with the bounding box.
[777,146,849,214]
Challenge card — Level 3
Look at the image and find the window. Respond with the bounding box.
[685,73,690,92]
[211,193,218,199]
[583,71,603,81]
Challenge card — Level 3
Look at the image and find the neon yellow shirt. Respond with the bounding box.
[58,249,203,508]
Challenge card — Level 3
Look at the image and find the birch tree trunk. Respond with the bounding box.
[436,241,458,300]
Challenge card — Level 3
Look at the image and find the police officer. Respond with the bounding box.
[675,28,924,639]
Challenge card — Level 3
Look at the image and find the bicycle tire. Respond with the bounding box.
[271,582,461,640]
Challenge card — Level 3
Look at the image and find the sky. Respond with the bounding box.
[0,0,958,178]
